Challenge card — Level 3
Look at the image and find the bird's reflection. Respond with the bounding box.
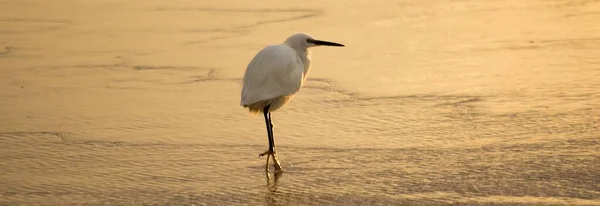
[265,170,283,206]
[266,170,282,192]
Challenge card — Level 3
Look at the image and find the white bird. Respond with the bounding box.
[240,33,344,172]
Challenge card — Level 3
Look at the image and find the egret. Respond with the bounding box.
[240,33,344,172]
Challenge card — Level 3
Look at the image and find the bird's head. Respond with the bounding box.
[284,33,344,50]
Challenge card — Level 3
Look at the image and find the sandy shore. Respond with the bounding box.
[1,0,599,205]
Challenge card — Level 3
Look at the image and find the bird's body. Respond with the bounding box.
[240,33,344,172]
[241,44,310,113]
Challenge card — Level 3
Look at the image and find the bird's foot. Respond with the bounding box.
[259,150,283,172]
[259,150,270,157]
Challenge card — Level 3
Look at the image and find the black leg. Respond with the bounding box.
[269,113,274,129]
[268,112,275,152]
[263,106,274,152]
[262,105,282,172]
[267,111,282,171]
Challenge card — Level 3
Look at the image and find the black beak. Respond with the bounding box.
[313,39,345,47]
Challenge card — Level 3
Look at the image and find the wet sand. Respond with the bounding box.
[1,0,599,205]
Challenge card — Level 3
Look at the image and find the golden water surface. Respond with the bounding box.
[1,0,599,205]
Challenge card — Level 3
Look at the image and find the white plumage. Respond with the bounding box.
[241,44,305,113]
[240,33,344,172]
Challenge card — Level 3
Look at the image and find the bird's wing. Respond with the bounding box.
[241,45,304,106]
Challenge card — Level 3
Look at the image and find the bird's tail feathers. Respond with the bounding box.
[242,100,271,115]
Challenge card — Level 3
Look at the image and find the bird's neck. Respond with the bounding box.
[296,49,312,79]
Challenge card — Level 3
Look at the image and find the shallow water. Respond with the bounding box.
[1,0,599,205]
